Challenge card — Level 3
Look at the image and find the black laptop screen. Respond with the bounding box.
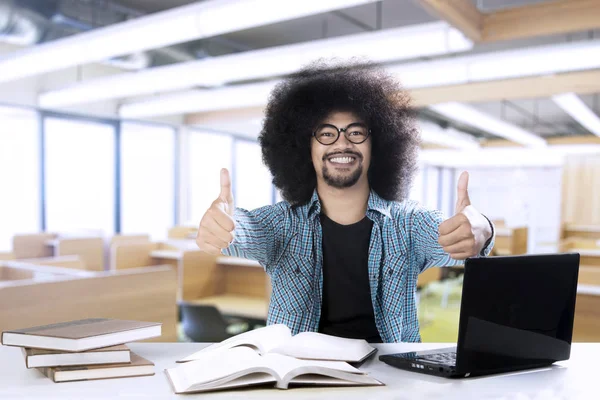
[456,253,579,373]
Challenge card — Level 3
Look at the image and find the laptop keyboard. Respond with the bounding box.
[417,351,457,365]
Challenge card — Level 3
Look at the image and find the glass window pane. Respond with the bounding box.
[121,122,175,240]
[409,164,424,203]
[187,130,233,224]
[234,140,273,210]
[44,117,116,236]
[0,107,40,251]
[424,166,440,210]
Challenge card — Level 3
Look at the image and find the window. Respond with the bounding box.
[423,166,440,211]
[44,116,116,236]
[120,122,175,240]
[234,140,273,210]
[409,165,424,203]
[0,106,40,251]
[187,130,233,225]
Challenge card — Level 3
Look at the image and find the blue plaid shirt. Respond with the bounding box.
[223,190,494,342]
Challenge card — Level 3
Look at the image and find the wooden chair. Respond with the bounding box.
[491,226,528,255]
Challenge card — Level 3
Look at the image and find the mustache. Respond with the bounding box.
[323,150,363,162]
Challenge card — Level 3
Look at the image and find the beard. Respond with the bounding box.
[321,150,363,188]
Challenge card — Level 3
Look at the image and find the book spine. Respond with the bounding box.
[37,367,56,383]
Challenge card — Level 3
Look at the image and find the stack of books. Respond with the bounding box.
[1,318,161,383]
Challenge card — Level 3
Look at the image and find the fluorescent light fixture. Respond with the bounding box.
[116,38,600,119]
[420,145,600,168]
[419,120,480,150]
[388,39,600,89]
[430,102,547,148]
[551,93,600,137]
[120,81,279,118]
[0,0,378,84]
[40,21,472,108]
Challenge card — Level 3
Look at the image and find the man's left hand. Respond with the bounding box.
[438,171,493,260]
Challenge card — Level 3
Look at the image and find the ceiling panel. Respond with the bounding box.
[114,0,199,13]
[470,0,555,13]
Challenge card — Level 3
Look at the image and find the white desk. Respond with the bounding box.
[0,343,596,399]
[150,250,183,260]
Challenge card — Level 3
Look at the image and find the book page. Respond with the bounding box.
[262,353,362,379]
[167,347,276,393]
[283,373,383,389]
[269,331,376,362]
[259,354,381,390]
[177,324,292,362]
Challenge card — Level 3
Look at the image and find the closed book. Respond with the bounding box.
[23,345,131,368]
[38,352,154,383]
[1,318,161,351]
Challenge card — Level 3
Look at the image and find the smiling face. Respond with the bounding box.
[311,111,372,190]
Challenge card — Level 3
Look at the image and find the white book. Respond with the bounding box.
[178,324,377,364]
[166,346,383,393]
[23,345,131,368]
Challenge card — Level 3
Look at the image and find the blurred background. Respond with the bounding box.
[0,0,599,344]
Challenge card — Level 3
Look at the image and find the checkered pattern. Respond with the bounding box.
[223,190,494,343]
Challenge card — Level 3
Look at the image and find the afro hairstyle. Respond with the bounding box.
[259,60,420,206]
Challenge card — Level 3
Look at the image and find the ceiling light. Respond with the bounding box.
[120,81,279,119]
[551,93,600,137]
[389,39,600,88]
[40,21,472,108]
[430,102,547,148]
[0,0,378,84]
[115,39,600,118]
[419,120,480,150]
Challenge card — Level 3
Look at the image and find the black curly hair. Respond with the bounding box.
[259,60,420,206]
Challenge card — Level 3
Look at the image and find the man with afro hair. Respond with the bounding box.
[196,61,494,343]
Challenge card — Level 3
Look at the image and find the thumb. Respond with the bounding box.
[219,168,234,213]
[455,171,471,214]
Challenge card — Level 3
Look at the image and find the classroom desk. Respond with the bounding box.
[0,342,596,399]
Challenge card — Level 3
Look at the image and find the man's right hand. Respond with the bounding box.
[196,168,236,255]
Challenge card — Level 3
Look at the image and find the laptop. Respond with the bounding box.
[379,253,580,378]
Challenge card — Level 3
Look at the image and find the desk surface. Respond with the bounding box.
[0,342,596,399]
[576,249,600,257]
[150,250,183,260]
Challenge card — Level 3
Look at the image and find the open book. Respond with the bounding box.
[166,346,382,393]
[178,324,377,364]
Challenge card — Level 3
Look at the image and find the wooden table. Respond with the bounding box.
[0,342,597,399]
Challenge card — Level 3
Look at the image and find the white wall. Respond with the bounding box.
[464,166,563,253]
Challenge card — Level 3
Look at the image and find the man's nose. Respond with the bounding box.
[337,132,354,147]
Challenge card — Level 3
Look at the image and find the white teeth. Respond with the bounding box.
[329,157,354,164]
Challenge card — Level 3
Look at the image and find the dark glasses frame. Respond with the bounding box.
[312,122,371,146]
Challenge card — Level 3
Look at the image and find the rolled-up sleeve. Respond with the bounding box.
[221,204,286,272]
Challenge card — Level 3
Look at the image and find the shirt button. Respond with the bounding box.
[388,268,393,275]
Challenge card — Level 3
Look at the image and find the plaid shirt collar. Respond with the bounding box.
[304,188,392,219]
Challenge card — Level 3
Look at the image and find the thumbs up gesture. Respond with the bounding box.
[196,168,236,255]
[437,171,493,260]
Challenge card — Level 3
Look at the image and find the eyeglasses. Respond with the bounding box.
[312,123,371,145]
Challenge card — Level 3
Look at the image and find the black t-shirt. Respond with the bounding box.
[318,213,383,343]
